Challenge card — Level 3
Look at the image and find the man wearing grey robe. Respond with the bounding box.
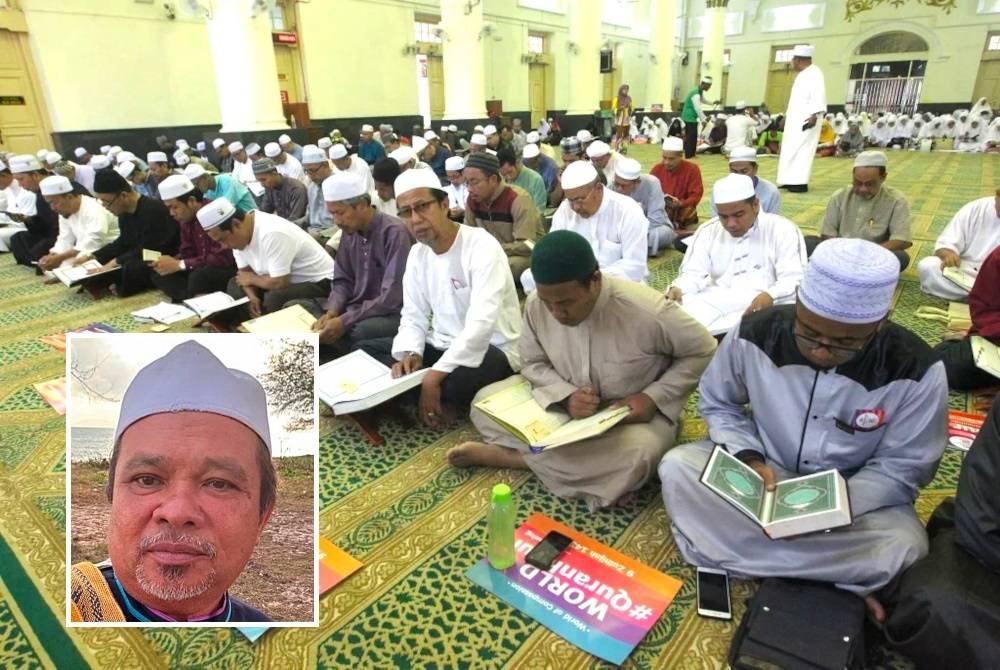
[659,238,948,621]
[450,230,717,512]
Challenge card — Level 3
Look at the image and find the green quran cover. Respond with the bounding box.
[699,445,852,539]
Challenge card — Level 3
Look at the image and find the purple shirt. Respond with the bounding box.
[178,218,235,270]
[324,210,413,329]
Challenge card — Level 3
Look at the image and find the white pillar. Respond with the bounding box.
[441,0,486,119]
[647,0,677,110]
[565,0,602,116]
[206,0,288,132]
[701,0,727,106]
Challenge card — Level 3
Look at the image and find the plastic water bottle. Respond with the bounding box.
[487,483,516,570]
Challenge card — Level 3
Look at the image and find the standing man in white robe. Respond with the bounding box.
[667,174,806,335]
[777,44,826,193]
[451,230,717,511]
[918,190,1000,300]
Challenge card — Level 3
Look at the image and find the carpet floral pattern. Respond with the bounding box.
[0,149,992,668]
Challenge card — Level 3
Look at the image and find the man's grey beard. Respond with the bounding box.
[134,532,218,602]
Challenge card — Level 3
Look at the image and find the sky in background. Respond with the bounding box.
[67,333,316,460]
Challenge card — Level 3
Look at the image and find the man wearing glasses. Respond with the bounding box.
[463,151,542,290]
[520,160,647,294]
[88,169,180,296]
[299,146,339,248]
[660,238,948,623]
[361,168,521,429]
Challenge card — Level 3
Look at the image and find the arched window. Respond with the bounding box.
[857,31,929,55]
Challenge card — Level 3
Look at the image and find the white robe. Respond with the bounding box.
[0,182,36,252]
[392,225,521,373]
[918,196,1000,300]
[275,153,309,186]
[669,213,807,335]
[50,196,120,258]
[520,188,649,293]
[777,63,826,187]
[334,156,376,194]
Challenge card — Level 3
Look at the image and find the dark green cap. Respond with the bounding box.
[530,230,599,286]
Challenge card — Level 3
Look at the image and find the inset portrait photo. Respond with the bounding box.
[66,333,318,627]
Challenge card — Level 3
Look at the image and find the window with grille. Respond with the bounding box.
[774,49,794,63]
[528,35,545,54]
[989,34,1000,50]
[846,60,926,116]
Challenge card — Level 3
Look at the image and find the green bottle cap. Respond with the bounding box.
[491,483,512,504]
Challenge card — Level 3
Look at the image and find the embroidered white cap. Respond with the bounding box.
[39,175,73,196]
[560,160,599,190]
[713,173,756,205]
[158,174,195,201]
[322,172,368,202]
[196,196,237,230]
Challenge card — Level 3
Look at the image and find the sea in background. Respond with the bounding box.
[69,426,315,462]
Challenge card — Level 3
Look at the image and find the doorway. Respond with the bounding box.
[973,33,1000,110]
[0,28,51,153]
[764,45,796,113]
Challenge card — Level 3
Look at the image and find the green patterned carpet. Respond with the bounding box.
[0,149,994,669]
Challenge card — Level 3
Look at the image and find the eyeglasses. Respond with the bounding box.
[304,165,326,175]
[566,183,598,205]
[98,192,121,210]
[793,317,878,357]
[397,199,439,220]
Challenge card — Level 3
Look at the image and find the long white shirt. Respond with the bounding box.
[334,156,375,194]
[934,196,1000,276]
[445,182,469,211]
[521,187,648,293]
[275,153,308,186]
[50,195,119,256]
[671,212,807,331]
[776,63,826,186]
[234,211,334,284]
[392,225,521,374]
[723,114,758,153]
[232,158,263,196]
[3,181,36,217]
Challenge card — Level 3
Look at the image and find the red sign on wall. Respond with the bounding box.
[280,90,289,104]
[273,32,298,45]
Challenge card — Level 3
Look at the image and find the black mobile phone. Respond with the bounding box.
[802,122,811,131]
[696,567,732,620]
[525,530,573,570]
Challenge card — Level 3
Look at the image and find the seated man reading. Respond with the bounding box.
[361,168,521,428]
[917,190,1000,301]
[452,231,716,512]
[667,174,807,335]
[659,238,948,622]
[70,340,277,622]
[810,150,912,270]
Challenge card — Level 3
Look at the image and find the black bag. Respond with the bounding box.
[728,578,865,670]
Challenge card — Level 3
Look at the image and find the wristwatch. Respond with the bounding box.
[178,259,187,271]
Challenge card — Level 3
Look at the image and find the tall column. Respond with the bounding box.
[701,0,727,106]
[441,0,486,120]
[646,0,677,110]
[565,0,602,116]
[206,0,288,132]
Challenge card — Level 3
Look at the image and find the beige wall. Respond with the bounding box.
[22,0,221,132]
[682,0,1000,110]
[297,0,420,119]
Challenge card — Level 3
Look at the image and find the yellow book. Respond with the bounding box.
[241,304,317,334]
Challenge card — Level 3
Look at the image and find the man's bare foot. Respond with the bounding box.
[864,593,886,624]
[447,441,528,470]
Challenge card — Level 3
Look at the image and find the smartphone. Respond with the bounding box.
[525,530,573,570]
[696,567,732,620]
